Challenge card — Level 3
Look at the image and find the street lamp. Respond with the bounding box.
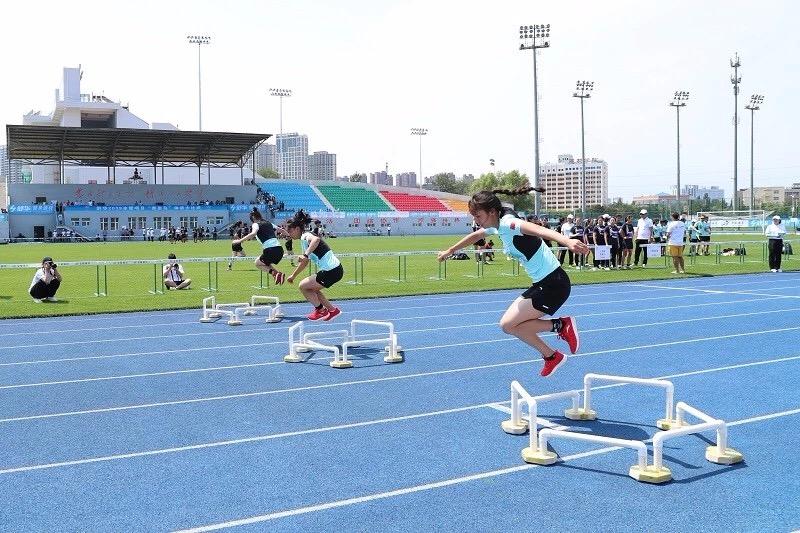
[730,53,741,211]
[410,128,428,189]
[744,94,764,217]
[669,91,689,212]
[270,88,292,179]
[573,80,594,219]
[187,35,211,131]
[519,24,550,216]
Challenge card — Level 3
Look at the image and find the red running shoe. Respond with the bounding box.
[540,351,567,378]
[557,316,580,354]
[272,270,286,285]
[322,307,341,321]
[306,307,328,321]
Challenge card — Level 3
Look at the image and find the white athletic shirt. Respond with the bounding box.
[29,267,53,290]
[666,220,686,246]
[636,217,654,240]
[765,222,787,239]
[163,263,185,282]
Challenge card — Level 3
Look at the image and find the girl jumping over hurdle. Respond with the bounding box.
[285,210,344,321]
[227,222,247,271]
[438,186,590,377]
[232,208,287,284]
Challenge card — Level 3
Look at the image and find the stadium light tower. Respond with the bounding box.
[410,128,428,189]
[745,94,764,217]
[669,91,689,212]
[187,35,211,131]
[573,81,594,219]
[270,88,292,178]
[731,53,741,211]
[519,24,550,216]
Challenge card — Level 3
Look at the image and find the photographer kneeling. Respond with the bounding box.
[29,256,62,303]
[163,253,192,290]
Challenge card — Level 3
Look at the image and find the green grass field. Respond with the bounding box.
[0,233,796,318]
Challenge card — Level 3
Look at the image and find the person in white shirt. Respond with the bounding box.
[559,214,575,266]
[665,212,687,274]
[765,215,787,272]
[163,253,192,290]
[29,256,62,302]
[633,209,654,267]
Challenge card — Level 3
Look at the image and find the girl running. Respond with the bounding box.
[232,208,287,284]
[285,210,344,321]
[227,222,247,271]
[438,186,589,377]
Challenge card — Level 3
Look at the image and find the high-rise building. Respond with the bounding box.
[308,151,337,181]
[369,170,392,186]
[670,184,725,201]
[0,145,24,183]
[395,172,417,188]
[276,133,308,180]
[539,154,608,211]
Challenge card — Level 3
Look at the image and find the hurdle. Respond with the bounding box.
[500,374,744,484]
[501,381,581,452]
[564,373,679,430]
[284,319,403,368]
[200,295,284,326]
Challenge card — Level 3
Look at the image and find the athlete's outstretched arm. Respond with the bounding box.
[438,229,487,261]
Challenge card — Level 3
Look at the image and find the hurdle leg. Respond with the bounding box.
[330,346,353,369]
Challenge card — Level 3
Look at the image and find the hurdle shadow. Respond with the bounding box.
[298,346,392,368]
[544,416,651,442]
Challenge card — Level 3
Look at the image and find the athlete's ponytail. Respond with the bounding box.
[468,184,545,215]
[287,209,312,230]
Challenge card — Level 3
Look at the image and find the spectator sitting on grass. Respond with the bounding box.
[163,253,192,290]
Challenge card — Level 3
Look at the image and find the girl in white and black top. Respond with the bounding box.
[570,218,587,269]
[765,215,787,272]
[233,208,287,284]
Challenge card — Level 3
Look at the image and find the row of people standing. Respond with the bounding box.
[555,210,713,270]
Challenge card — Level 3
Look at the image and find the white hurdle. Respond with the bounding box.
[500,374,744,484]
[200,295,284,326]
[564,373,679,430]
[284,319,403,368]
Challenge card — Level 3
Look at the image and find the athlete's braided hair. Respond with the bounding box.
[287,209,312,230]
[468,185,546,215]
[249,207,264,222]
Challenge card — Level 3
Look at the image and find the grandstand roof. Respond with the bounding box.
[5,125,270,168]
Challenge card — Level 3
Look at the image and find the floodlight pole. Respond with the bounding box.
[410,128,428,189]
[745,95,764,217]
[731,53,741,211]
[519,24,551,216]
[270,88,292,179]
[573,81,593,219]
[670,91,689,213]
[187,35,211,131]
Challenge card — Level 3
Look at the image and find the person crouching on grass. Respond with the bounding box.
[232,208,287,284]
[438,186,590,377]
[29,256,62,302]
[285,210,344,321]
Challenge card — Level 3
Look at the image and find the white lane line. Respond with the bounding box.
[0,286,785,351]
[2,354,797,476]
[0,294,786,367]
[0,286,684,337]
[5,306,798,390]
[632,283,800,299]
[3,326,800,424]
[173,407,800,532]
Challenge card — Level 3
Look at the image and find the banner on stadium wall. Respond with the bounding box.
[229,203,268,213]
[438,211,470,218]
[310,211,346,219]
[65,204,230,212]
[344,211,408,218]
[8,204,55,214]
[0,213,8,222]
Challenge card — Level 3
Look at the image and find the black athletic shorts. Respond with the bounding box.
[690,238,699,243]
[231,242,243,253]
[316,264,344,288]
[623,238,634,250]
[699,236,710,242]
[259,246,284,265]
[521,267,571,315]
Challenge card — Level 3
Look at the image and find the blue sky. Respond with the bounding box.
[1,0,798,200]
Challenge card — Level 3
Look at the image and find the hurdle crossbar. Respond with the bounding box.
[538,428,649,470]
[566,373,677,429]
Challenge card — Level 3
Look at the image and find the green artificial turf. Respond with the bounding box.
[0,233,795,318]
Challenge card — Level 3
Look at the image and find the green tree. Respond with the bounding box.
[257,167,280,179]
[467,170,534,211]
[349,173,367,183]
[428,172,467,195]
